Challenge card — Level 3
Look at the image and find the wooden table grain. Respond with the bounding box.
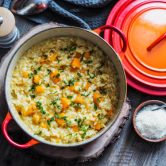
[0,16,165,166]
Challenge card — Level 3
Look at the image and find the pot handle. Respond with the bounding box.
[93,25,127,52]
[2,112,39,149]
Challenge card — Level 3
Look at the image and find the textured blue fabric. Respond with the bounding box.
[2,0,117,29]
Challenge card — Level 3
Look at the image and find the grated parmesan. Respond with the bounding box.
[136,105,166,139]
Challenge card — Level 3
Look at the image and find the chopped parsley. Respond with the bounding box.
[46,83,50,87]
[80,125,89,139]
[36,101,46,114]
[84,60,93,64]
[34,66,42,75]
[94,104,98,110]
[47,69,51,74]
[29,66,42,79]
[47,117,54,126]
[75,117,86,128]
[67,95,73,99]
[77,72,82,78]
[61,45,76,52]
[28,73,33,79]
[29,84,36,92]
[98,114,105,120]
[81,92,90,97]
[63,78,75,87]
[51,98,61,110]
[87,70,95,79]
[56,73,60,78]
[68,79,75,86]
[30,94,36,98]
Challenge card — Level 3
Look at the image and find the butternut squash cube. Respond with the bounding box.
[71,58,81,69]
[22,71,29,78]
[55,118,66,127]
[35,85,44,94]
[61,97,70,110]
[75,95,84,104]
[32,113,41,124]
[33,75,40,84]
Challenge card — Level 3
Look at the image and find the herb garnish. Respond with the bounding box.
[67,95,73,99]
[51,98,61,110]
[94,104,98,110]
[75,117,86,128]
[81,92,90,97]
[56,73,60,78]
[87,70,95,79]
[61,45,76,52]
[29,84,36,92]
[47,117,54,126]
[36,101,46,114]
[30,94,36,98]
[46,83,50,87]
[34,66,42,75]
[29,66,42,79]
[63,78,75,87]
[84,60,93,64]
[77,72,82,78]
[80,125,89,138]
[47,69,51,74]
[28,73,33,79]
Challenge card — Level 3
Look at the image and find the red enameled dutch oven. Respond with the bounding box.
[2,23,127,149]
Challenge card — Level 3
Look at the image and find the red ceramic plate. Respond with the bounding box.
[126,73,166,96]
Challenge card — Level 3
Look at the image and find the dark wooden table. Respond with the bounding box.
[0,16,165,166]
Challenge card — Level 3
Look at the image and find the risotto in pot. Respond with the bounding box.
[11,37,119,144]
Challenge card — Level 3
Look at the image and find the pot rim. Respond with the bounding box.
[4,25,127,147]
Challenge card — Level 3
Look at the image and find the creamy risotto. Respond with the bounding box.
[11,37,119,144]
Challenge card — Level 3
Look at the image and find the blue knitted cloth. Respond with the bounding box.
[1,0,117,29]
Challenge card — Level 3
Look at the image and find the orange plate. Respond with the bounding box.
[105,0,166,92]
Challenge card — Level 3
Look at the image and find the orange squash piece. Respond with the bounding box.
[72,125,79,132]
[35,85,44,94]
[93,91,101,105]
[52,77,61,84]
[40,121,48,128]
[23,103,37,116]
[61,97,70,110]
[85,82,91,91]
[71,58,81,69]
[32,113,41,124]
[33,75,40,84]
[68,82,79,93]
[56,118,66,127]
[75,95,84,104]
[22,71,29,78]
[94,123,102,131]
[50,70,58,78]
[48,53,57,62]
[50,70,61,84]
[59,112,65,117]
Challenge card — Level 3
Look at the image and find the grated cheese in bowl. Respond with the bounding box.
[135,105,166,140]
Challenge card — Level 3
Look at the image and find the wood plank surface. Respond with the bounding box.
[0,15,165,166]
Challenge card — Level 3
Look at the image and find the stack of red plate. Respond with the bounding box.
[104,0,166,96]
